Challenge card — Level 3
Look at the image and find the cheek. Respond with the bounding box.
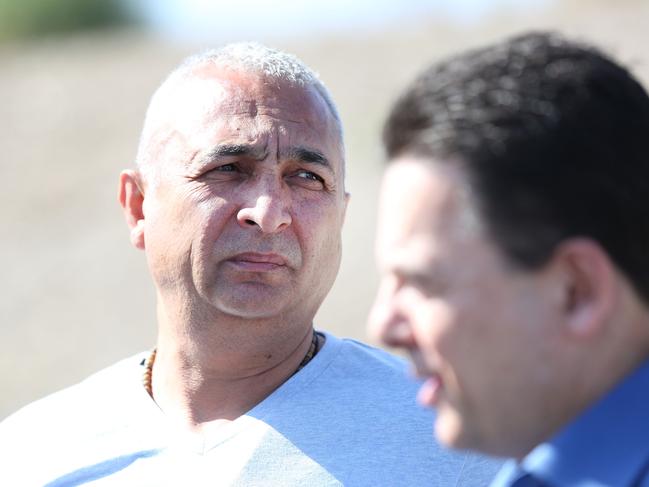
[292,203,344,301]
[413,291,501,387]
[196,195,234,231]
[409,296,458,360]
[435,287,533,399]
[299,224,342,277]
[145,185,232,255]
[293,198,344,254]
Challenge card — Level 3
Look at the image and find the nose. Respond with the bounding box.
[368,285,416,349]
[237,179,292,233]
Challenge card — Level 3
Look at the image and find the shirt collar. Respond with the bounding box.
[519,359,649,486]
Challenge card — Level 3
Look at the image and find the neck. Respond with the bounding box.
[508,294,649,461]
[150,300,318,432]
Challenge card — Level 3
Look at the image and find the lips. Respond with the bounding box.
[227,252,288,272]
[410,356,443,408]
[417,373,443,408]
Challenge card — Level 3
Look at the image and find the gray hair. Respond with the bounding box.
[135,42,343,179]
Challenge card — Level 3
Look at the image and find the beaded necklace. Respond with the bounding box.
[143,331,321,397]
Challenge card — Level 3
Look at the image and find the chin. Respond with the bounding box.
[217,300,288,320]
[435,410,502,458]
[211,291,291,319]
[434,408,471,451]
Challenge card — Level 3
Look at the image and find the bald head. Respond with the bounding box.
[135,42,343,182]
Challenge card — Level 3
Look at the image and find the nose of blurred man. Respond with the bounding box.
[236,177,293,234]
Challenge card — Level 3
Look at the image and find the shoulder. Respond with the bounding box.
[0,352,148,442]
[265,332,419,420]
[278,333,505,485]
[0,352,155,485]
[324,332,409,366]
[312,333,430,433]
[319,332,415,389]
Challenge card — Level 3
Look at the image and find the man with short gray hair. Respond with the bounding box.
[0,43,501,485]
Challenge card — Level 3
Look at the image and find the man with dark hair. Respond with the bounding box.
[369,31,649,485]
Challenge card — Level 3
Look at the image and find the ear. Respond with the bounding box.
[118,169,146,250]
[552,238,618,339]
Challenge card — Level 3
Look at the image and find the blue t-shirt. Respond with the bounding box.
[0,332,502,486]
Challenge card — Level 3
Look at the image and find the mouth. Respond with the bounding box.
[410,359,443,408]
[416,373,443,408]
[227,252,288,272]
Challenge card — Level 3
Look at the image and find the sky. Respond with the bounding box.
[134,0,553,43]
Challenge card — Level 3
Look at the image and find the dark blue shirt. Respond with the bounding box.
[491,359,649,487]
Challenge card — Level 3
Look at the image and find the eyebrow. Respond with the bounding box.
[199,144,267,164]
[196,144,330,169]
[281,147,330,167]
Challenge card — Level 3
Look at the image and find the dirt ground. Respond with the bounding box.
[2,0,649,419]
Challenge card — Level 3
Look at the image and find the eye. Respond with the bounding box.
[201,163,241,179]
[215,163,238,172]
[407,273,449,299]
[194,162,245,184]
[295,170,324,183]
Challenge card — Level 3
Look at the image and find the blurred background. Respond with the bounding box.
[2,0,649,419]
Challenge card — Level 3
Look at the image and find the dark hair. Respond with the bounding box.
[384,31,649,303]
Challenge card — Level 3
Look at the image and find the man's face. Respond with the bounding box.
[137,67,347,322]
[369,156,563,457]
